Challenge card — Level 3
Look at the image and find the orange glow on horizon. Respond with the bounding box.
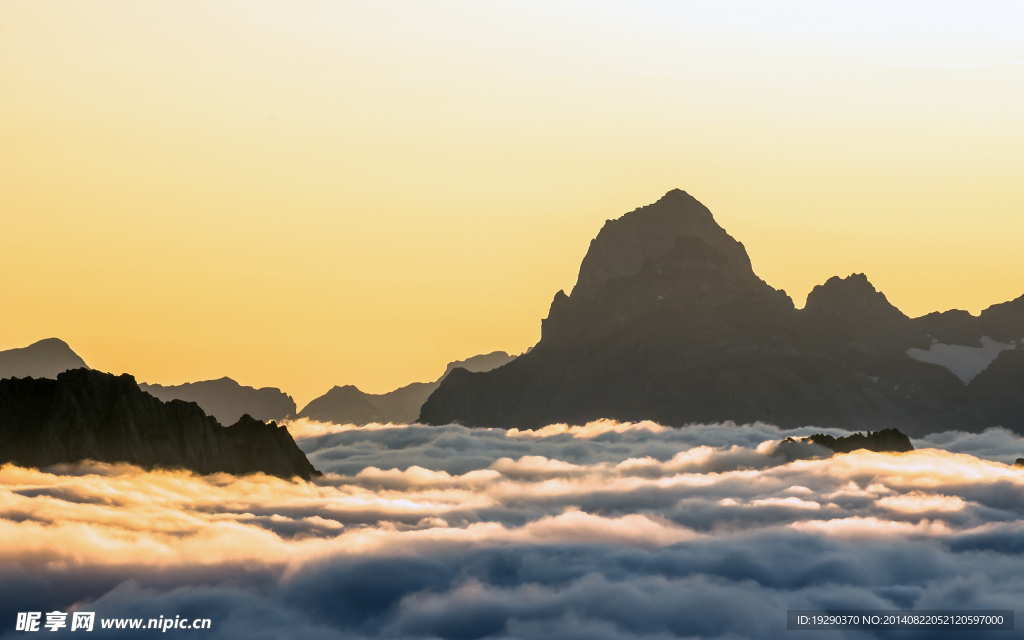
[2,2,1022,404]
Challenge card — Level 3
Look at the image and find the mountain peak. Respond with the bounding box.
[570,190,755,300]
[802,273,912,354]
[805,273,907,321]
[300,384,386,425]
[0,337,89,381]
[420,193,1024,434]
[31,337,72,348]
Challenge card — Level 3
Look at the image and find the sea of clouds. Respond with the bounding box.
[2,420,1024,639]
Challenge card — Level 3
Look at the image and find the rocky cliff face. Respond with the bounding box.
[569,189,764,300]
[802,274,924,356]
[0,369,319,480]
[140,377,297,425]
[420,190,1024,436]
[0,338,88,380]
[298,351,515,425]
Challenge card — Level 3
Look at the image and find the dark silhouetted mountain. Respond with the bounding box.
[139,377,296,425]
[807,428,914,454]
[299,351,515,425]
[0,338,88,380]
[299,385,389,425]
[420,190,1024,436]
[803,274,923,355]
[0,369,319,480]
[1016,458,1024,467]
[913,310,985,347]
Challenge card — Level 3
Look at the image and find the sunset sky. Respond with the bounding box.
[2,1,1022,406]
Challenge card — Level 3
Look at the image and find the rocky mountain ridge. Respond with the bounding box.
[299,351,515,425]
[1,339,517,430]
[806,428,915,454]
[140,377,297,425]
[0,369,319,479]
[420,190,1024,435]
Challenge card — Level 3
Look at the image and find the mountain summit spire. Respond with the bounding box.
[571,189,756,300]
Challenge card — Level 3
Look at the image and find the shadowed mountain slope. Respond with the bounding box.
[0,338,88,380]
[420,190,1024,436]
[0,369,318,479]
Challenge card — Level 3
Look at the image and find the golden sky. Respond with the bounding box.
[2,2,1022,406]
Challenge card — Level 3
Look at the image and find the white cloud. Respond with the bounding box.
[2,419,1023,639]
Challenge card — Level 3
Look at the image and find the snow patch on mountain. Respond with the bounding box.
[907,336,1018,384]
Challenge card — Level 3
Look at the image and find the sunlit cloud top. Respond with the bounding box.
[2,420,1023,638]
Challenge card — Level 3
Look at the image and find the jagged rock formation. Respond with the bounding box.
[420,190,1024,436]
[0,338,88,380]
[140,377,296,425]
[299,351,515,425]
[0,369,319,480]
[807,428,914,454]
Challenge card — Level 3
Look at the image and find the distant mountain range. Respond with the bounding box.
[140,378,297,426]
[420,189,1024,436]
[0,340,299,427]
[0,338,88,380]
[1,338,515,429]
[0,369,318,479]
[298,351,516,425]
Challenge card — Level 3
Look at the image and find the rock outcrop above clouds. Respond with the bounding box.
[140,377,297,425]
[0,338,88,380]
[420,190,1024,435]
[0,369,319,479]
[299,351,515,425]
[807,428,915,454]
